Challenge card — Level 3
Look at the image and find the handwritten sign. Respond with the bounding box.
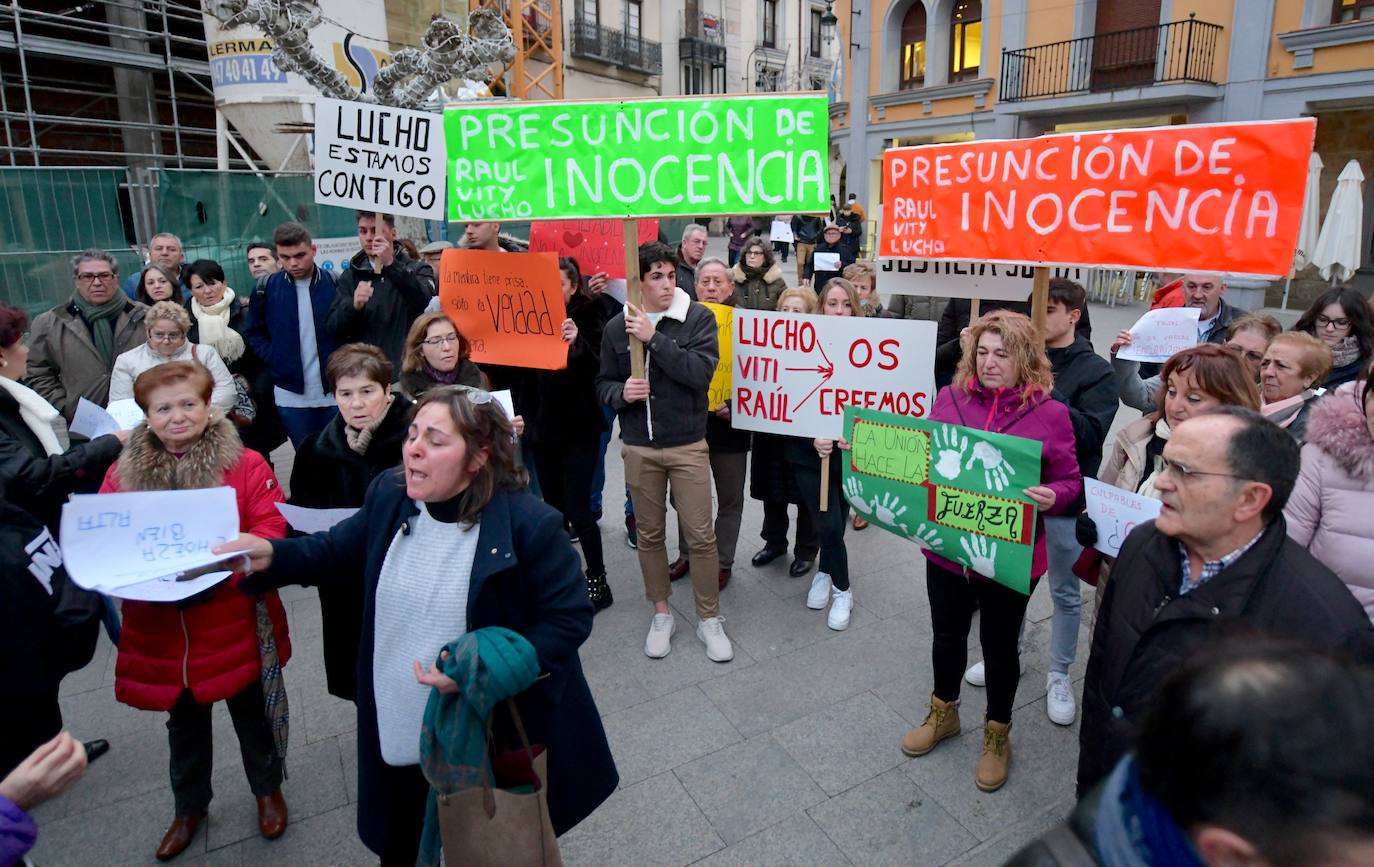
[702,302,734,411]
[731,310,936,439]
[105,399,145,430]
[881,119,1317,276]
[444,94,830,221]
[70,398,121,440]
[528,219,659,279]
[1084,478,1162,557]
[843,407,1042,593]
[878,260,1090,301]
[1117,306,1202,362]
[314,97,447,221]
[60,487,242,601]
[769,220,794,243]
[438,249,567,370]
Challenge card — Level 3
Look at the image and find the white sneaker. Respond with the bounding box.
[827,589,853,630]
[644,613,675,659]
[1046,671,1077,725]
[806,572,832,609]
[696,617,735,662]
[964,655,1028,687]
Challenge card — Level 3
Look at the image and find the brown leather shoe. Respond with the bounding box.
[155,814,205,861]
[668,557,690,581]
[257,790,289,840]
[718,567,732,590]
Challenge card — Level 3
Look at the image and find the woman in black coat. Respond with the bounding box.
[289,343,413,702]
[220,387,618,865]
[0,305,125,532]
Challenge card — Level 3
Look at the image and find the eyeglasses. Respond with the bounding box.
[1223,342,1265,364]
[422,334,462,347]
[148,330,184,343]
[1157,456,1245,483]
[745,249,765,257]
[1316,315,1351,330]
[76,272,115,284]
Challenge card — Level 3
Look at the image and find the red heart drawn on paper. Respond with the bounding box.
[563,231,585,248]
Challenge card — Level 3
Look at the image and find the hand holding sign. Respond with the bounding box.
[1117,307,1203,363]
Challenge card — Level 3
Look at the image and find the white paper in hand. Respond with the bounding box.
[1084,478,1163,557]
[492,389,516,420]
[60,487,242,601]
[813,252,841,272]
[1117,307,1202,363]
[105,398,145,430]
[70,398,120,440]
[276,502,358,533]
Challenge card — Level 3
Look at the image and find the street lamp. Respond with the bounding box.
[820,0,838,49]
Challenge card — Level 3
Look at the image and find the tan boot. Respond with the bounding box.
[901,695,961,757]
[975,720,1012,792]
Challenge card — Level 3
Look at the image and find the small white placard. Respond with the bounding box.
[70,398,120,440]
[1084,478,1163,557]
[812,252,840,272]
[1117,307,1203,363]
[276,503,359,534]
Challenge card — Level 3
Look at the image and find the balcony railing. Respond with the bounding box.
[572,19,663,75]
[1000,16,1222,102]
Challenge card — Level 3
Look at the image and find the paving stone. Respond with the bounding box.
[600,684,742,787]
[807,768,978,866]
[30,786,204,866]
[205,737,349,850]
[691,568,850,661]
[771,691,912,796]
[561,771,724,867]
[692,812,853,867]
[674,735,828,845]
[222,803,373,866]
[579,647,655,715]
[945,798,1074,867]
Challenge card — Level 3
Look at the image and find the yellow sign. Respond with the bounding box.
[703,302,733,411]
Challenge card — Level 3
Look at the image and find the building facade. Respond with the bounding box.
[830,0,1374,296]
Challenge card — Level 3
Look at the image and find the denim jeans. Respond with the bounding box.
[1042,515,1084,675]
[590,405,616,513]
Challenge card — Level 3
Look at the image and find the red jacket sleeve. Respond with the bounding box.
[98,464,123,495]
[234,450,288,540]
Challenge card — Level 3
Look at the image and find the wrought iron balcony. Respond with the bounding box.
[1000,15,1222,102]
[572,19,663,75]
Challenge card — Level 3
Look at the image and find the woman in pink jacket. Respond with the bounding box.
[1285,375,1374,624]
[900,311,1082,794]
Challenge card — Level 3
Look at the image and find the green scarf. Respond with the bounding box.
[70,292,129,365]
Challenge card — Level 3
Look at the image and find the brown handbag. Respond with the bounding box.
[435,699,563,867]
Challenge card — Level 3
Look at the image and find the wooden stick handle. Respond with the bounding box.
[624,218,645,379]
[819,453,830,513]
[1031,267,1050,344]
[969,298,981,321]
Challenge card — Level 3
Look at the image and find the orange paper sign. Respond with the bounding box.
[438,249,568,370]
[528,219,660,279]
[880,119,1316,276]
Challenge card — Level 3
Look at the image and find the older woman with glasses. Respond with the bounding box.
[1293,288,1374,389]
[108,301,236,412]
[731,236,786,310]
[397,311,486,400]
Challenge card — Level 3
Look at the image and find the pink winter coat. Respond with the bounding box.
[1285,387,1374,624]
[923,380,1083,581]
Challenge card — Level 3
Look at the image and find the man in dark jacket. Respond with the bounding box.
[1078,407,1374,795]
[244,222,339,447]
[804,223,855,293]
[835,202,863,259]
[596,241,734,664]
[676,223,708,297]
[790,214,824,285]
[933,295,1095,389]
[326,212,435,369]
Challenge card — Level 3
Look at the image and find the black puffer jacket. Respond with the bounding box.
[1078,517,1374,794]
[1048,336,1118,489]
[327,243,436,368]
[533,292,615,439]
[596,287,718,449]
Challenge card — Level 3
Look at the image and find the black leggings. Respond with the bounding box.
[790,458,850,591]
[534,436,605,576]
[927,562,1034,723]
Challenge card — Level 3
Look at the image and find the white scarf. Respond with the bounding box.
[1136,418,1172,500]
[190,290,245,363]
[0,376,63,456]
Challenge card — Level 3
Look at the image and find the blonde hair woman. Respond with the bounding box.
[108,301,236,412]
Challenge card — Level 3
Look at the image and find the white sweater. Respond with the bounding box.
[372,503,478,766]
[108,342,237,411]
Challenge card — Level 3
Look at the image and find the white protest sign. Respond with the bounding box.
[314,97,447,221]
[1117,307,1202,363]
[1084,478,1162,557]
[70,398,120,440]
[105,399,145,430]
[492,389,516,421]
[60,487,242,601]
[732,310,937,438]
[770,220,794,243]
[813,252,840,272]
[276,503,358,534]
[877,259,1091,301]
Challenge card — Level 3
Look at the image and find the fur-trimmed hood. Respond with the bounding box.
[115,413,242,491]
[731,262,784,285]
[1305,391,1374,481]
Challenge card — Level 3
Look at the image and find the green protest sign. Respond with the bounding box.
[842,406,1043,594]
[443,94,830,222]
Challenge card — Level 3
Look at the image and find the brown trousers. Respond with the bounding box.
[624,441,720,619]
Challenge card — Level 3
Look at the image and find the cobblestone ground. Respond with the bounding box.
[28,241,1142,865]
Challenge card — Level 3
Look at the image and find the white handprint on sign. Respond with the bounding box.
[932,426,968,481]
[870,492,909,533]
[844,477,873,516]
[959,534,999,577]
[966,441,1016,492]
[912,523,943,551]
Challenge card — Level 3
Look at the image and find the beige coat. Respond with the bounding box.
[1099,415,1156,493]
[27,298,147,420]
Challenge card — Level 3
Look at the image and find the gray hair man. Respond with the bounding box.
[677,224,708,297]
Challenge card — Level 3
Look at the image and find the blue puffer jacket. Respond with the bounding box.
[243,267,338,395]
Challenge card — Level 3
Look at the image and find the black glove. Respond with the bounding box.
[1075,511,1098,548]
[236,568,281,596]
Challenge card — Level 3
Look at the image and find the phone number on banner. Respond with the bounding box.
[210,56,286,87]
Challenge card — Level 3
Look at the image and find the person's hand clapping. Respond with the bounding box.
[624,303,656,343]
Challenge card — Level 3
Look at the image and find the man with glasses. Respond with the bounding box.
[1077,406,1374,795]
[28,249,148,422]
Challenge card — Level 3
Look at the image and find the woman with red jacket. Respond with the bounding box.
[899,311,1082,794]
[99,361,291,862]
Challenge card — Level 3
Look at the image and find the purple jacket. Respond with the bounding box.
[923,380,1082,581]
[0,796,36,866]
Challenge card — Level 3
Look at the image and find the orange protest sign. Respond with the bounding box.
[528,219,660,279]
[438,249,568,370]
[881,119,1316,277]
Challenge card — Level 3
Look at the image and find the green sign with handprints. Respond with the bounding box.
[842,406,1043,594]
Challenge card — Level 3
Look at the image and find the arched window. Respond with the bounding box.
[950,0,982,82]
[900,3,927,89]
